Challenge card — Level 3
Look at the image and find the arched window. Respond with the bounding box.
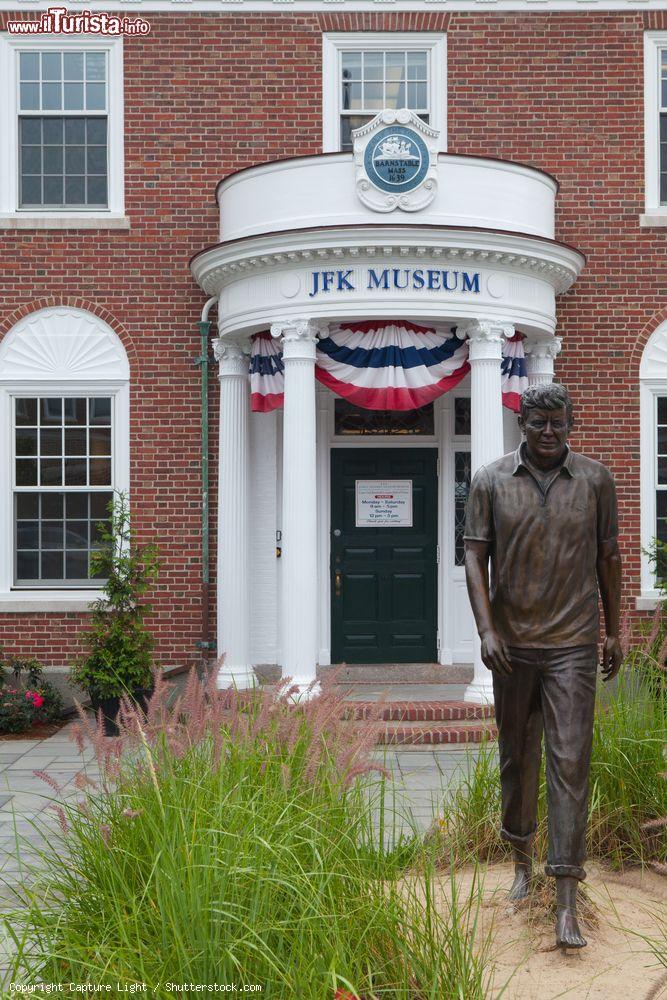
[640,319,667,599]
[0,306,129,611]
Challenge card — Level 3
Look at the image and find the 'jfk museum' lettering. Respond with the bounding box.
[308,268,481,298]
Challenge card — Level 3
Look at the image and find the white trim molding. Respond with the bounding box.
[644,31,667,220]
[0,306,130,610]
[322,32,446,154]
[639,319,667,597]
[0,33,125,225]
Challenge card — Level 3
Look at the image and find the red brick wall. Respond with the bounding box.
[0,10,658,667]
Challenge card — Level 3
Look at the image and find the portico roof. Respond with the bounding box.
[190,148,585,342]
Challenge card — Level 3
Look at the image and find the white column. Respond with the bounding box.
[213,338,253,689]
[460,319,514,703]
[271,318,322,697]
[524,337,562,386]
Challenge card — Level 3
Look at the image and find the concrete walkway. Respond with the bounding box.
[0,724,99,894]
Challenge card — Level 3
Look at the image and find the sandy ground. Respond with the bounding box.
[426,862,667,1000]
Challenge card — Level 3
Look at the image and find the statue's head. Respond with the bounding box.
[519,383,574,427]
[518,383,573,463]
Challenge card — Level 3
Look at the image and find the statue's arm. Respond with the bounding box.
[464,539,512,676]
[597,537,623,682]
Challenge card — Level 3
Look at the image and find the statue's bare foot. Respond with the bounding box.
[556,909,587,949]
[555,876,587,949]
[508,864,531,901]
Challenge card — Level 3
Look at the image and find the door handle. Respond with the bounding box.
[334,571,343,598]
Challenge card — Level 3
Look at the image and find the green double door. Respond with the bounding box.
[331,448,438,664]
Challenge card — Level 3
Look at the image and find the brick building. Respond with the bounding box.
[0,0,665,704]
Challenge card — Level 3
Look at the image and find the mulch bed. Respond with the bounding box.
[0,718,70,742]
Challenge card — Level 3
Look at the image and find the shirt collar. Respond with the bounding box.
[511,441,576,478]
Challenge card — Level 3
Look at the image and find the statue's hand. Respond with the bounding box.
[601,636,623,682]
[480,630,512,676]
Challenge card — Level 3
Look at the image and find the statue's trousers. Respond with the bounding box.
[492,644,598,880]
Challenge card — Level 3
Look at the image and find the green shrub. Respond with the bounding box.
[68,491,160,699]
[2,673,494,998]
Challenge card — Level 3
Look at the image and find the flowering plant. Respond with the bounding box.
[0,687,35,734]
[0,656,64,733]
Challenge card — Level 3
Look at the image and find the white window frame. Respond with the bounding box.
[0,307,130,612]
[0,383,129,610]
[639,319,667,606]
[322,32,446,154]
[642,31,667,225]
[0,33,126,229]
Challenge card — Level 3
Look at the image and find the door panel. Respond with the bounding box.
[391,573,426,620]
[331,448,438,664]
[343,574,379,620]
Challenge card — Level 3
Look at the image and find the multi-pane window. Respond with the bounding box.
[454,451,472,567]
[453,397,471,437]
[453,398,472,567]
[334,399,435,435]
[18,50,108,208]
[13,396,113,586]
[340,49,430,151]
[656,398,667,554]
[661,50,667,204]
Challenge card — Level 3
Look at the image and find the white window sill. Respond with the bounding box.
[0,591,103,612]
[639,213,667,228]
[0,214,130,230]
[635,592,664,610]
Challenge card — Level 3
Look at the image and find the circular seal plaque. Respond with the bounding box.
[363,125,430,195]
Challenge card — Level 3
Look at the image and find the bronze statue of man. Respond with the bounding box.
[463,383,622,949]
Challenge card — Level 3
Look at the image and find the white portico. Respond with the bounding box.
[190,111,584,700]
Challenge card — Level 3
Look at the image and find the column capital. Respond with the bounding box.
[524,336,561,386]
[524,336,562,361]
[213,338,249,377]
[270,318,327,361]
[459,319,515,360]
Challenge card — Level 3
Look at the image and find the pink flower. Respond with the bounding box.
[25,690,44,708]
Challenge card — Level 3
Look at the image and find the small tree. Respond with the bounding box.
[69,491,160,699]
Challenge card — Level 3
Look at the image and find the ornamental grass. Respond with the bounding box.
[1,669,493,999]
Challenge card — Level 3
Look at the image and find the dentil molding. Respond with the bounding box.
[192,231,582,298]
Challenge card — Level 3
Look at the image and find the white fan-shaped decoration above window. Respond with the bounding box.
[640,320,667,380]
[0,307,130,382]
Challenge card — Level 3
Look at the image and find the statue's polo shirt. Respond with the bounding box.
[463,444,618,648]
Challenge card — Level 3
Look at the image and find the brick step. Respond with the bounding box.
[374,719,498,746]
[340,700,495,723]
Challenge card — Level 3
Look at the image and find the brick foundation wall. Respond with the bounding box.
[0,10,659,669]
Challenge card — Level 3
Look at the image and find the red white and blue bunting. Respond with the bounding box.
[316,321,469,411]
[249,332,284,412]
[500,332,528,414]
[248,323,528,413]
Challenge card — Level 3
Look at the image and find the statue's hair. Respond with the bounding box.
[520,383,574,426]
